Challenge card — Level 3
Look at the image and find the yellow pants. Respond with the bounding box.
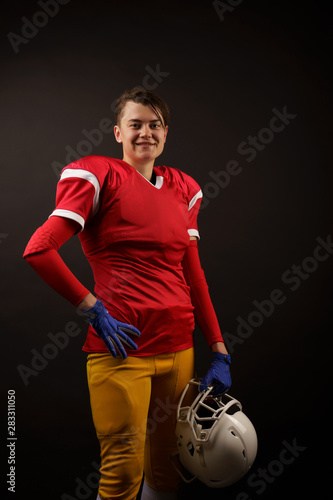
[87,348,195,500]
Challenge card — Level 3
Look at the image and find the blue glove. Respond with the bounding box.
[83,300,141,359]
[200,352,232,395]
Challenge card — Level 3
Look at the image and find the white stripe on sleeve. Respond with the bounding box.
[50,209,85,230]
[60,168,101,215]
[188,228,200,240]
[188,189,203,211]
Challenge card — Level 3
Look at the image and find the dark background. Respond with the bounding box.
[1,0,332,498]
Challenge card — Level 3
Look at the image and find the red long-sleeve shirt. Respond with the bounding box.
[24,155,224,355]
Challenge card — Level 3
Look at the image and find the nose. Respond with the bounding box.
[139,124,152,138]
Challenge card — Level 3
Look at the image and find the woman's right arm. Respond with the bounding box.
[24,215,140,358]
[23,215,94,308]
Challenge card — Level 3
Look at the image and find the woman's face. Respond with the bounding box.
[114,101,168,167]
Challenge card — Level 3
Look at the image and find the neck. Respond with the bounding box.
[122,155,154,181]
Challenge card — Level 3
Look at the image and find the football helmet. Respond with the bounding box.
[174,378,258,488]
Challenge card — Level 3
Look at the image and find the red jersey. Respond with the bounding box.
[50,155,203,356]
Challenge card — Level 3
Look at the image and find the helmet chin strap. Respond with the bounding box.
[141,480,178,500]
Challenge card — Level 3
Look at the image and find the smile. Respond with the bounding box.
[135,142,155,147]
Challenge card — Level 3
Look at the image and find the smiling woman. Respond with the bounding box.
[113,87,170,180]
[114,101,168,180]
[23,87,230,500]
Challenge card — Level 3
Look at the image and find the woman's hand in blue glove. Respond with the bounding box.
[83,299,141,359]
[200,352,232,395]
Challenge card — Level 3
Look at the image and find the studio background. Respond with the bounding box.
[1,1,332,499]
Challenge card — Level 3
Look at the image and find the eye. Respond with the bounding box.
[150,123,161,129]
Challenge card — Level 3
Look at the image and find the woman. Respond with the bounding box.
[23,88,231,500]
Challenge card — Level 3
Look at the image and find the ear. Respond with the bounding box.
[114,125,122,143]
[164,125,169,143]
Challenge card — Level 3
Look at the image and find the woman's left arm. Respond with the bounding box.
[182,237,231,393]
[182,237,228,353]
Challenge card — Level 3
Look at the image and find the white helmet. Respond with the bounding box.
[174,378,258,488]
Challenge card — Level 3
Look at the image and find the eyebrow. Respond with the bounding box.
[127,119,162,123]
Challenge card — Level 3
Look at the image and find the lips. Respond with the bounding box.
[135,142,155,146]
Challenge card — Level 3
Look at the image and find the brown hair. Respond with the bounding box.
[115,87,170,128]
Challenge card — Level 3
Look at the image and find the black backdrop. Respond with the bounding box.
[1,1,332,499]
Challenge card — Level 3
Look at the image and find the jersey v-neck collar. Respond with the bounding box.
[119,158,164,190]
[136,169,164,189]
